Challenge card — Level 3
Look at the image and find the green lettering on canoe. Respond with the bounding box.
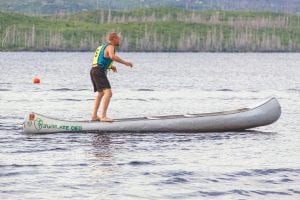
[33,118,82,132]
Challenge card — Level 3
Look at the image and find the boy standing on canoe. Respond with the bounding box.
[90,33,133,122]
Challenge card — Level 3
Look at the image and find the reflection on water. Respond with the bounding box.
[92,134,113,160]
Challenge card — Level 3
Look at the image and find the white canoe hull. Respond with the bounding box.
[23,97,281,134]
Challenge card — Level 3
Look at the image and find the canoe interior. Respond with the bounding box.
[34,107,251,123]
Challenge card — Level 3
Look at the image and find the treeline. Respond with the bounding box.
[1,8,300,52]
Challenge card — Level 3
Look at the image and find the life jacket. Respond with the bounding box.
[92,43,114,70]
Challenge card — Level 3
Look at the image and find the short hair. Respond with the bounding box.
[108,32,119,41]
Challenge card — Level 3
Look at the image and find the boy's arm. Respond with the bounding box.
[108,45,133,67]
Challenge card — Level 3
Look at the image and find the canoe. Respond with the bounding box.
[23,97,281,134]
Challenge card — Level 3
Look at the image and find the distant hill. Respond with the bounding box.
[1,8,300,52]
[0,0,300,14]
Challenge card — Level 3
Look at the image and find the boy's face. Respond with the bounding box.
[112,36,120,46]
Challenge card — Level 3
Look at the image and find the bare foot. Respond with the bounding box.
[100,117,113,122]
[91,116,100,121]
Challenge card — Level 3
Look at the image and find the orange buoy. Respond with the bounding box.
[33,77,40,84]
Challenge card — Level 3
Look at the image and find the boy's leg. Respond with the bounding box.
[100,89,113,122]
[92,91,104,121]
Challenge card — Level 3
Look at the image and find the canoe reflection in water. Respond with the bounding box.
[92,134,113,160]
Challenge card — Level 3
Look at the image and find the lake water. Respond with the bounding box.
[0,52,300,199]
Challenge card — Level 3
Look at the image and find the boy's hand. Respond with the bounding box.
[125,62,133,68]
[111,66,117,73]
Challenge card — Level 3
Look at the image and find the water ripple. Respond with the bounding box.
[216,88,234,92]
[50,88,88,91]
[251,190,291,196]
[198,191,227,197]
[136,88,155,91]
[162,177,189,184]
[227,168,300,177]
